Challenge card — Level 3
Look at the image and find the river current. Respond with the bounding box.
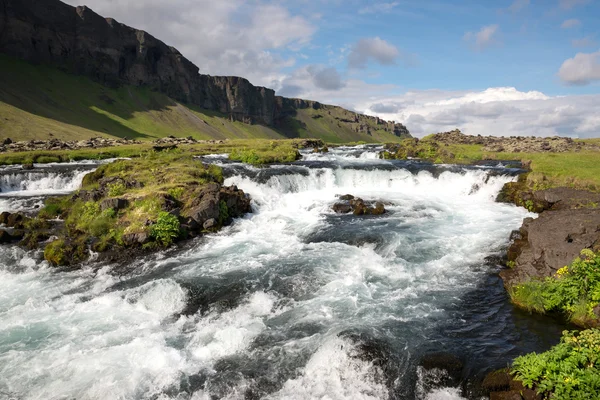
[0,146,565,400]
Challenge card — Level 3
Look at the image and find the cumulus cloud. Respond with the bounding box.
[464,25,500,51]
[560,0,590,9]
[558,51,600,85]
[308,66,346,90]
[369,101,413,114]
[61,0,315,86]
[348,37,406,69]
[561,19,581,29]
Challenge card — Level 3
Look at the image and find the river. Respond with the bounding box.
[0,146,565,400]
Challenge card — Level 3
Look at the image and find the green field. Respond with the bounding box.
[0,55,404,144]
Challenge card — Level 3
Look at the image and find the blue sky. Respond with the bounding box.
[64,0,600,137]
[276,0,599,95]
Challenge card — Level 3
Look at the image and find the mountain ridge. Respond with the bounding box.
[0,0,410,142]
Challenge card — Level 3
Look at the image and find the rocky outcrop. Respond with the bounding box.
[0,136,229,153]
[501,188,600,288]
[0,0,410,137]
[432,129,597,153]
[332,194,386,216]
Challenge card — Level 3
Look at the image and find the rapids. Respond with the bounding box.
[0,147,565,400]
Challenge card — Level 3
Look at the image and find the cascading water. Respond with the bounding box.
[0,148,565,400]
[0,161,113,212]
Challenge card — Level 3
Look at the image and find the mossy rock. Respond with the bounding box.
[44,238,88,266]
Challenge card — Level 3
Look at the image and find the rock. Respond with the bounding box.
[533,187,600,211]
[6,213,30,229]
[0,230,15,243]
[122,232,150,246]
[219,185,251,219]
[338,194,355,201]
[0,211,10,225]
[419,352,464,387]
[22,163,34,170]
[501,208,600,287]
[371,202,386,215]
[100,198,129,211]
[3,138,12,145]
[332,203,352,214]
[482,369,511,393]
[203,218,217,230]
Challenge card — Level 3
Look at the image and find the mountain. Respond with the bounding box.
[0,0,411,143]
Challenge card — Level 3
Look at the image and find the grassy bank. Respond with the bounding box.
[384,139,600,191]
[0,139,313,166]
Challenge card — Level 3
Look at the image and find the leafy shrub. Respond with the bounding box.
[107,181,127,197]
[510,250,600,324]
[167,187,185,201]
[150,211,180,246]
[512,329,600,399]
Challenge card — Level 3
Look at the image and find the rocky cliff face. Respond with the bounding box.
[0,0,409,137]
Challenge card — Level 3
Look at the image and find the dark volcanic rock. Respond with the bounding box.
[502,208,600,287]
[100,198,129,211]
[332,196,387,215]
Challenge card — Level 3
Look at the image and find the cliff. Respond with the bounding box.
[0,0,410,141]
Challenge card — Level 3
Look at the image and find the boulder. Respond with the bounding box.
[203,218,217,230]
[122,232,150,246]
[501,208,600,287]
[338,194,355,201]
[100,198,129,211]
[332,203,352,214]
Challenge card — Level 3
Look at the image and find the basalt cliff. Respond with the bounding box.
[0,0,410,141]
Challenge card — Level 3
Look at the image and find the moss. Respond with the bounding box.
[44,239,69,266]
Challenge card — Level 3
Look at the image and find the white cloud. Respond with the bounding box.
[561,18,581,29]
[348,37,404,69]
[358,2,400,14]
[558,50,600,85]
[559,0,590,9]
[61,0,315,87]
[464,25,500,51]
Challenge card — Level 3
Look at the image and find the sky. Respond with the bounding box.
[62,0,600,138]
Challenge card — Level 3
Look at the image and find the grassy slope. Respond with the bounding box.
[0,55,403,144]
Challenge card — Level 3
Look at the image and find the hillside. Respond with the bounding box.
[0,0,410,143]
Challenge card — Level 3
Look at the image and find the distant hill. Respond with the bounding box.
[0,0,410,143]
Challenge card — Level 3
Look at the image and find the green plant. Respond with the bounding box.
[218,200,229,225]
[507,260,516,269]
[510,250,600,325]
[167,187,185,201]
[150,211,180,246]
[107,181,127,197]
[512,329,600,399]
[525,200,535,212]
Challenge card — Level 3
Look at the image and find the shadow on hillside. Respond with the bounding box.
[0,55,188,140]
[0,54,312,141]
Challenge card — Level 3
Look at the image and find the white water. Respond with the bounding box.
[0,161,107,213]
[0,149,535,400]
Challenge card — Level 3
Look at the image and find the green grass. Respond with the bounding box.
[0,54,404,144]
